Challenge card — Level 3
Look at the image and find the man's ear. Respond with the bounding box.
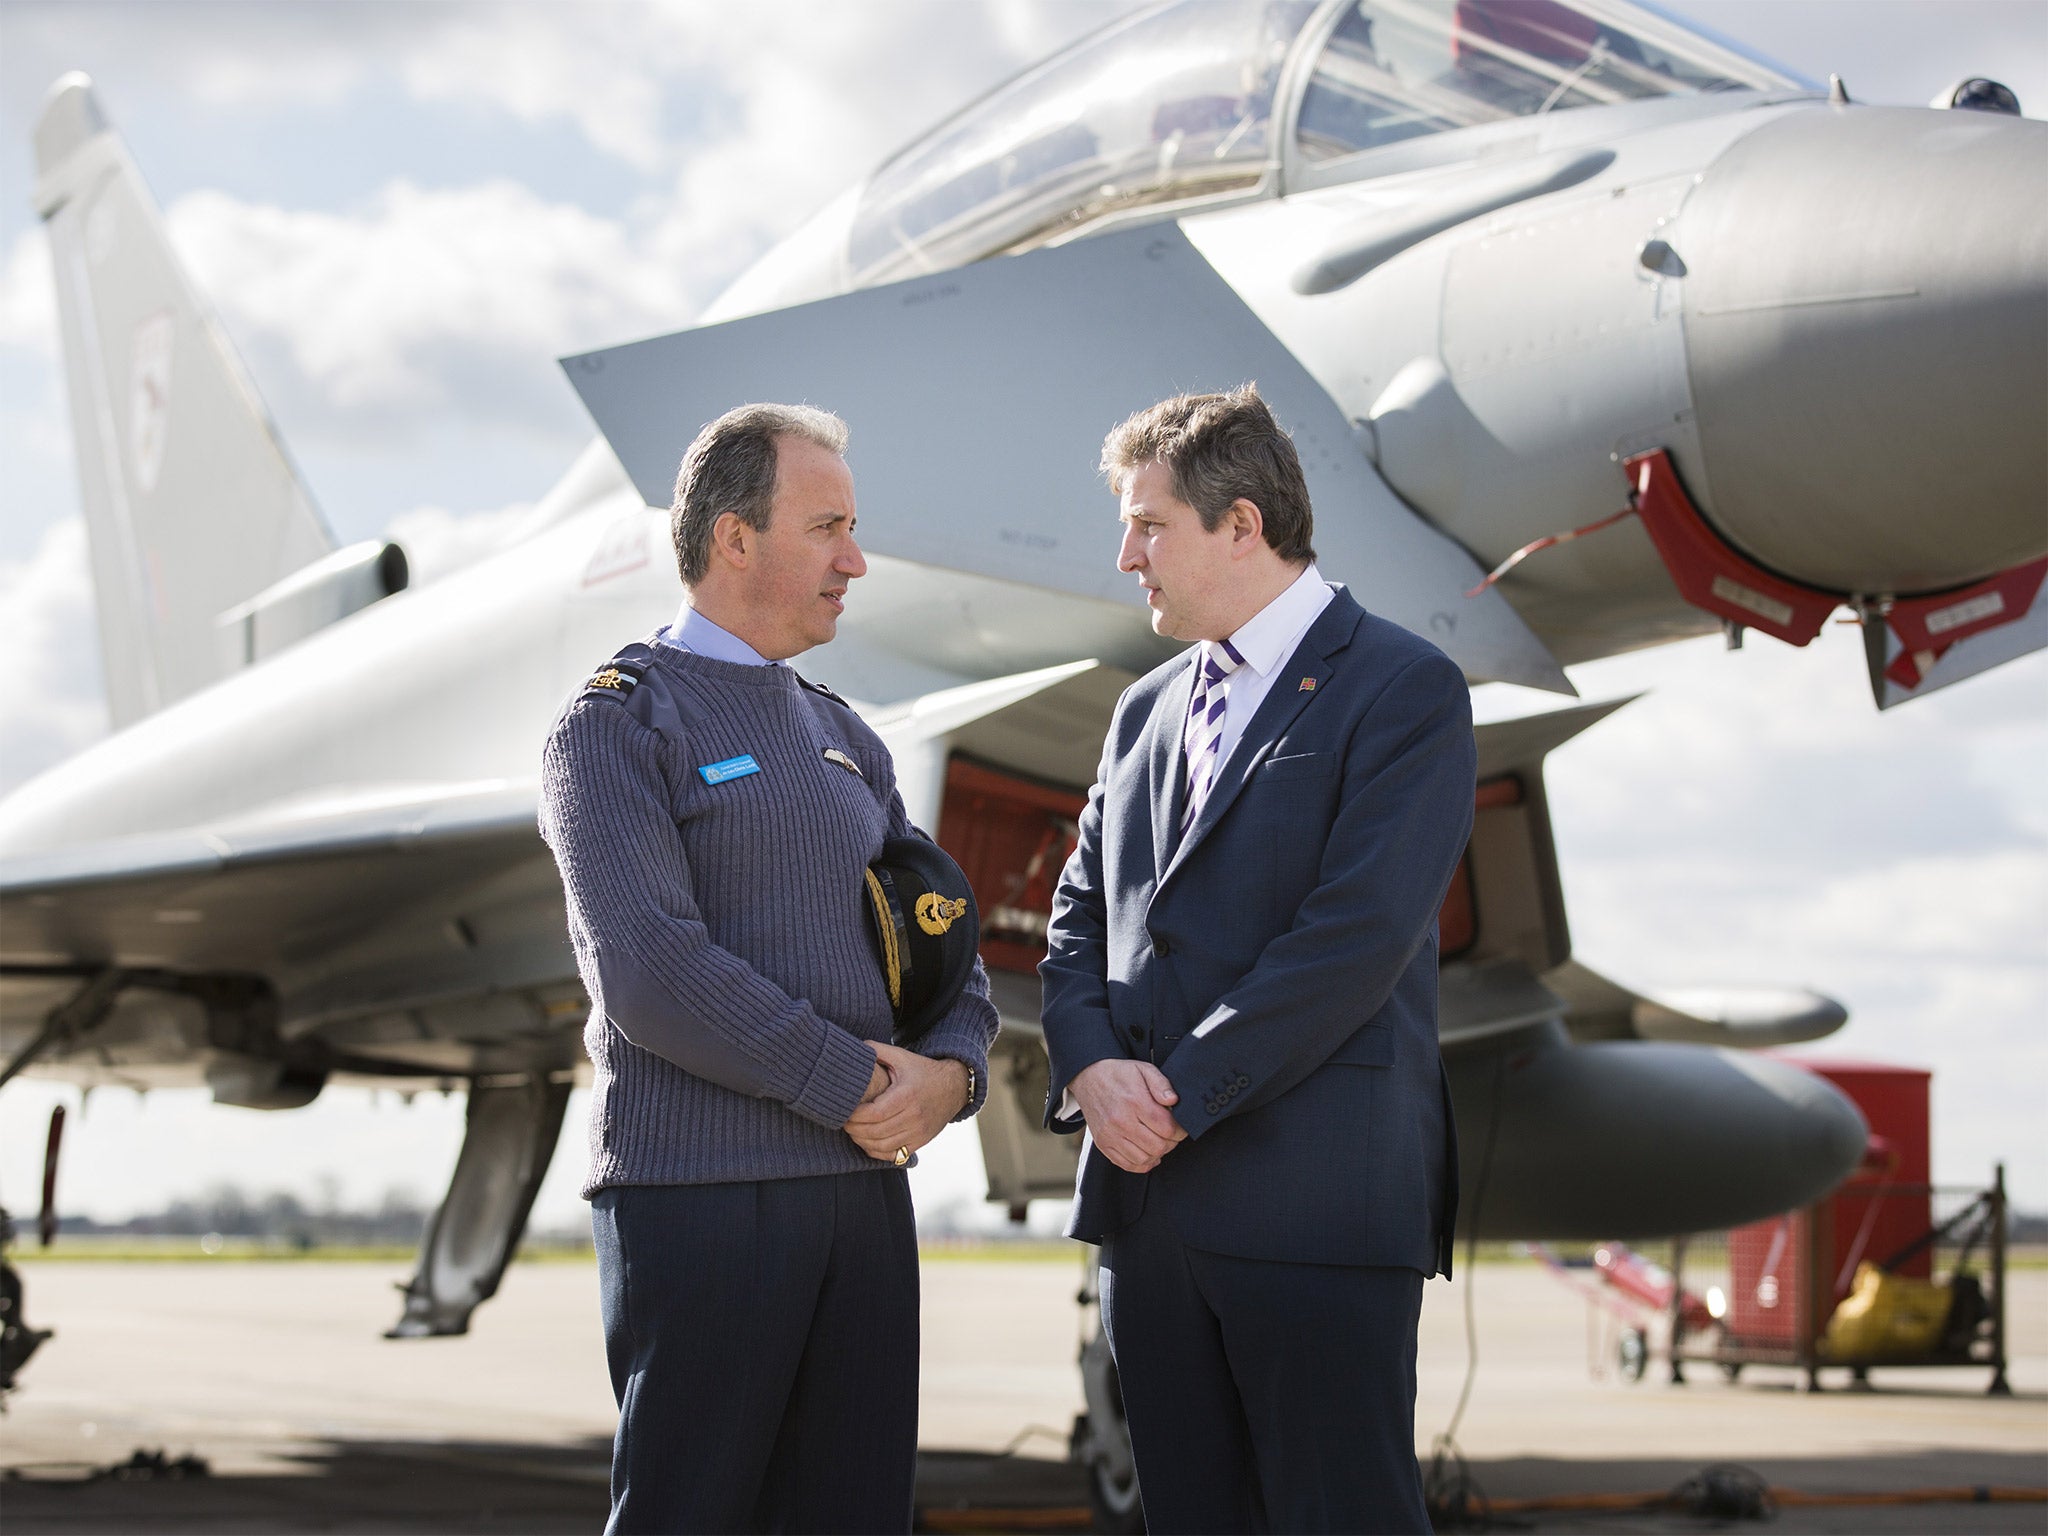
[710,510,751,570]
[1227,498,1265,557]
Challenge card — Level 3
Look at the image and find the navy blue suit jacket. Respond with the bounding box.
[1040,586,1473,1275]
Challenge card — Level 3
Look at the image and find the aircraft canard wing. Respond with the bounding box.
[563,223,1573,695]
[0,782,552,993]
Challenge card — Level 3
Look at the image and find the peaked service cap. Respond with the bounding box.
[862,836,979,1044]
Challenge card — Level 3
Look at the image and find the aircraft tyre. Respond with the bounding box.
[1075,1321,1144,1533]
[1618,1326,1649,1383]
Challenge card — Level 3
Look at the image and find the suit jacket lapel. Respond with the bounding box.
[1146,652,1199,882]
[1163,591,1364,883]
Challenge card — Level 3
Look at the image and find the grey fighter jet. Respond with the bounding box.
[2,4,2040,1474]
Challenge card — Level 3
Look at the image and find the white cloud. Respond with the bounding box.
[0,517,108,795]
[398,6,676,174]
[0,228,55,358]
[165,181,698,418]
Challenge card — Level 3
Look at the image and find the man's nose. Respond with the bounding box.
[840,537,868,579]
[1117,529,1143,572]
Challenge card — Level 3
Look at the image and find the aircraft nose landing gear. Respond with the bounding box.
[1072,1250,1144,1534]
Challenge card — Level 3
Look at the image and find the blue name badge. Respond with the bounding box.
[698,754,762,786]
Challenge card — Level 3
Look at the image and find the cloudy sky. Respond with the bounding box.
[0,1,2043,1236]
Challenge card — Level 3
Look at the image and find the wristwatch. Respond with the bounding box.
[961,1064,977,1113]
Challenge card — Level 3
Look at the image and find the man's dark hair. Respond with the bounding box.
[1099,383,1315,563]
[671,403,848,586]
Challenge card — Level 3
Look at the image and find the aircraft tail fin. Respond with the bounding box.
[32,74,334,727]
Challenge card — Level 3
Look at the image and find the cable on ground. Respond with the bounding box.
[1425,1051,1506,1532]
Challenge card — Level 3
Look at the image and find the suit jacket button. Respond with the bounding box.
[1153,935,1173,957]
[1235,1074,1250,1089]
[1131,1026,1148,1044]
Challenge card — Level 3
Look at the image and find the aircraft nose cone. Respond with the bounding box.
[1674,105,2048,595]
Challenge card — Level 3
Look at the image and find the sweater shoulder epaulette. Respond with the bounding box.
[792,670,849,709]
[578,641,659,705]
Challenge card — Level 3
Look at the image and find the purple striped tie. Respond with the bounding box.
[1181,638,1246,835]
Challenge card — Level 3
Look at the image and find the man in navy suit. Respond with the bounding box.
[1041,385,1474,1534]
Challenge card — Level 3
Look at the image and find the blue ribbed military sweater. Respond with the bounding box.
[540,641,997,1194]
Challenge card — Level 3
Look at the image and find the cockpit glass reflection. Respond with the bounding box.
[1297,0,1798,161]
[849,0,1318,285]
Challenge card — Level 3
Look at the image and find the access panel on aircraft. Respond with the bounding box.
[562,223,1568,692]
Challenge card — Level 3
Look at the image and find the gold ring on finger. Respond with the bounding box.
[893,1146,909,1166]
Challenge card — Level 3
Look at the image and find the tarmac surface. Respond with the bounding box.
[1,1254,2042,1533]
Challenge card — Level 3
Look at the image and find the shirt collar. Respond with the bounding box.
[662,602,775,667]
[1214,564,1329,677]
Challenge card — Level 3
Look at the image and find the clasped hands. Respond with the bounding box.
[1070,1058,1186,1173]
[845,1041,968,1163]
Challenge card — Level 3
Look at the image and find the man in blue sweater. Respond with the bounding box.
[541,403,999,1535]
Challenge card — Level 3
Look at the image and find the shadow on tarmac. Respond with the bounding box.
[1,1440,2041,1534]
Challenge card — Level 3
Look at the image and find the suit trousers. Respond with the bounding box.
[1099,1201,1430,1535]
[591,1170,919,1535]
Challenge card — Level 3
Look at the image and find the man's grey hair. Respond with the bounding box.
[671,403,849,586]
[1099,383,1315,564]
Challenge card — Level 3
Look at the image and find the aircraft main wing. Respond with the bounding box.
[0,783,561,1058]
[563,223,1572,695]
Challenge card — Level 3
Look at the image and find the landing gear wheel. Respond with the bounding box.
[1617,1326,1649,1383]
[1088,1443,1144,1536]
[1721,1362,1743,1383]
[1077,1318,1144,1533]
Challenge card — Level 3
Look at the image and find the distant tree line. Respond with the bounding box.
[60,1181,434,1246]
[41,1180,602,1249]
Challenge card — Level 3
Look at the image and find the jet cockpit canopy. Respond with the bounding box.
[846,0,1804,286]
[1295,0,1803,164]
[849,0,1319,286]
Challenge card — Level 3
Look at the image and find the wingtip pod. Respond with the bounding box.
[33,73,106,182]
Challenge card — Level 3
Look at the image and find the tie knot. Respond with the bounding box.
[1205,639,1246,682]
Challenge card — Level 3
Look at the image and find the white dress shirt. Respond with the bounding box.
[659,602,775,667]
[1198,563,1334,771]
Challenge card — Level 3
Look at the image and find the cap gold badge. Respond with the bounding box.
[862,836,978,1044]
[915,891,969,936]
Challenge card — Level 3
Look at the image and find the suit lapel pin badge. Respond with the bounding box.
[823,747,863,777]
[1298,676,1318,692]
